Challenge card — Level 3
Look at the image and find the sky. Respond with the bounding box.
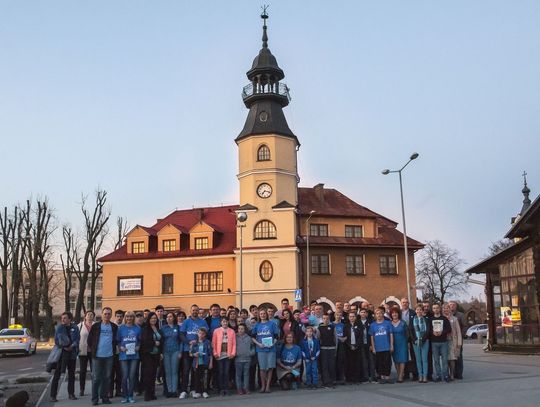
[1,1,540,301]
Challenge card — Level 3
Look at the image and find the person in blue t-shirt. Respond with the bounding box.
[161,312,183,398]
[179,305,209,399]
[333,311,347,384]
[117,311,141,403]
[251,308,280,393]
[277,333,302,390]
[301,326,321,388]
[369,307,394,384]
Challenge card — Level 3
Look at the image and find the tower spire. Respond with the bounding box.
[261,5,269,49]
[521,170,531,215]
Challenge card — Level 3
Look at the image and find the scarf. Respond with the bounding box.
[413,316,427,341]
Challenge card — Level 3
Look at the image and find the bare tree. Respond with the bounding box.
[114,216,130,250]
[60,225,82,313]
[416,240,468,304]
[74,189,110,320]
[0,207,12,327]
[486,239,514,257]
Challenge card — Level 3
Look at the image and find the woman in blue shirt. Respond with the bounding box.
[390,307,409,383]
[162,311,183,398]
[251,308,280,393]
[117,311,141,403]
[369,307,394,384]
[276,333,302,390]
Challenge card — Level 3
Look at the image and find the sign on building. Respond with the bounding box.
[119,278,142,291]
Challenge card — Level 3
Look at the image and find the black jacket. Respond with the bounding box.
[429,315,451,343]
[280,319,304,344]
[345,323,364,350]
[318,324,336,347]
[87,321,118,357]
[140,326,163,355]
[409,316,431,343]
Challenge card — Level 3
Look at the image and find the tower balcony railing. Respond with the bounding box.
[242,82,291,102]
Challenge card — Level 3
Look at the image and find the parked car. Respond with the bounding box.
[466,324,488,339]
[0,325,38,356]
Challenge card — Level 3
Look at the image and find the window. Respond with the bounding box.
[254,220,277,239]
[379,255,397,275]
[345,225,363,238]
[346,255,365,275]
[194,237,209,250]
[132,241,145,254]
[310,224,328,237]
[95,296,102,310]
[163,239,176,252]
[117,276,143,296]
[194,272,223,293]
[69,296,77,311]
[257,144,271,161]
[259,261,274,282]
[96,277,103,290]
[311,254,330,274]
[162,274,174,294]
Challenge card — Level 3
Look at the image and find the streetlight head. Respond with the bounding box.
[237,212,247,222]
[381,169,390,175]
[410,152,419,160]
[309,210,316,215]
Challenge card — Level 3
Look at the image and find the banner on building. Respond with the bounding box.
[119,278,142,291]
[501,306,521,327]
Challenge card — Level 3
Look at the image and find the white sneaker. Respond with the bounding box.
[193,393,201,399]
[189,391,196,398]
[202,392,209,399]
[179,392,187,399]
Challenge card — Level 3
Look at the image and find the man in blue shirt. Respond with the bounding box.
[88,307,118,405]
[50,312,80,402]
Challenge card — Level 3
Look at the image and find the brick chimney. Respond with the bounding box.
[314,183,325,203]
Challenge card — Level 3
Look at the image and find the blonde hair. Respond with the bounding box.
[124,311,136,319]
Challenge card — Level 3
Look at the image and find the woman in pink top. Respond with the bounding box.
[212,317,236,396]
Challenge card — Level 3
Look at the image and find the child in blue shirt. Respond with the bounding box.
[369,307,394,384]
[189,327,212,399]
[300,326,321,388]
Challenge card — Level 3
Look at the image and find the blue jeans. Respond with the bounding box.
[235,361,250,391]
[92,357,113,402]
[120,359,139,398]
[217,358,231,392]
[163,351,180,394]
[304,359,319,386]
[413,340,430,377]
[431,341,449,379]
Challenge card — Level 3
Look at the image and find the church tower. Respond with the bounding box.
[235,9,300,308]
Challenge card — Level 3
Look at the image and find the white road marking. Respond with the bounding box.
[18,367,33,371]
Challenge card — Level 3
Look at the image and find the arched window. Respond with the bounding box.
[254,220,277,239]
[259,260,274,282]
[257,144,271,161]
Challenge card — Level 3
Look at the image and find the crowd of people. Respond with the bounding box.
[48,298,465,405]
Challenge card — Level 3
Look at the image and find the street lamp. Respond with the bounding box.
[305,210,316,305]
[382,152,419,303]
[237,212,248,310]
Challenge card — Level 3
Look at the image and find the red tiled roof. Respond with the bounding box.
[298,186,397,225]
[99,205,239,263]
[301,226,423,249]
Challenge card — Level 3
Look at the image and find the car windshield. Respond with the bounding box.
[0,329,24,336]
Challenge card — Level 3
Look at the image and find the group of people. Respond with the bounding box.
[48,297,465,405]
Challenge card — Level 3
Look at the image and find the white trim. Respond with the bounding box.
[382,296,401,305]
[103,292,236,301]
[348,295,368,305]
[272,207,296,212]
[237,134,298,143]
[235,247,299,254]
[101,253,235,265]
[237,169,298,179]
[316,297,336,311]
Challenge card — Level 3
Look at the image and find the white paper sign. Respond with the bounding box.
[119,278,142,291]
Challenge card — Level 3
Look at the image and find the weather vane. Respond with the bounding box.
[523,170,528,186]
[261,5,269,20]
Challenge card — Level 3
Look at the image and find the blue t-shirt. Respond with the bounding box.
[117,324,141,361]
[252,321,279,353]
[181,318,209,352]
[208,317,221,337]
[96,323,113,358]
[280,345,302,366]
[369,320,393,352]
[162,324,182,353]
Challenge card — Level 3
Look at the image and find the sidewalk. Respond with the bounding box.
[43,343,540,407]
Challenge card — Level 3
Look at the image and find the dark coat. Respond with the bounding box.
[344,323,364,350]
[87,321,118,358]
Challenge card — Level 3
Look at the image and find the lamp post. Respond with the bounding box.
[382,152,419,303]
[305,210,315,305]
[237,212,248,310]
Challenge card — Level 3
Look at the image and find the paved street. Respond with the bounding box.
[45,343,540,407]
[0,348,48,383]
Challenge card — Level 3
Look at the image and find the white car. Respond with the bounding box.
[0,326,38,356]
[466,324,488,339]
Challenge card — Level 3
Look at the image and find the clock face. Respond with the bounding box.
[257,183,272,198]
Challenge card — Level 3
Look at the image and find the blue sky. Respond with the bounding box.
[1,1,539,299]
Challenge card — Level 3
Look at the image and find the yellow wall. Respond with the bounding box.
[102,255,236,312]
[189,222,215,250]
[299,216,378,238]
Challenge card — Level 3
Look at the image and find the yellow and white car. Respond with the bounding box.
[0,325,38,356]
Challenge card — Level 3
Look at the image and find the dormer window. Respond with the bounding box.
[257,144,271,161]
[132,241,145,254]
[345,225,363,238]
[194,237,209,250]
[162,239,176,252]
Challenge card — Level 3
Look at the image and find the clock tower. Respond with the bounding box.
[235,10,300,308]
